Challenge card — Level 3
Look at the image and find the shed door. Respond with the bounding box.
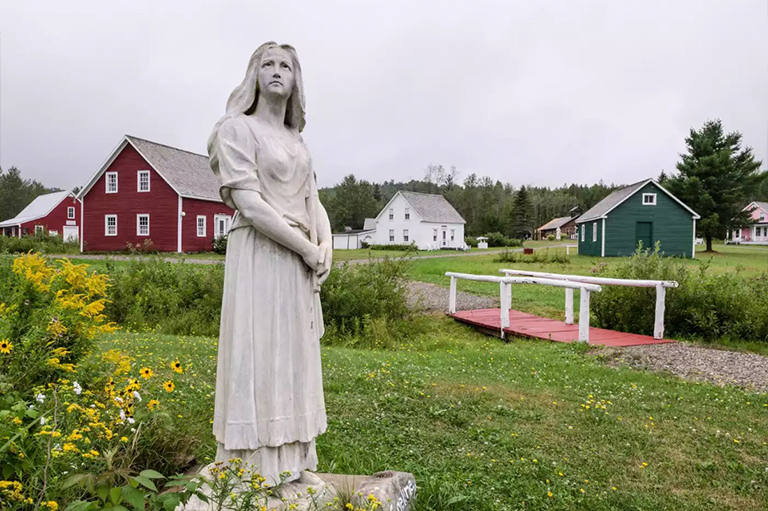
[635,222,652,251]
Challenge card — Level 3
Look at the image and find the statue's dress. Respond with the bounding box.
[211,114,326,484]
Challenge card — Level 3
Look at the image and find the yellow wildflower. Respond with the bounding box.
[147,399,160,411]
[171,360,183,374]
[163,380,175,393]
[0,339,12,354]
[140,367,153,379]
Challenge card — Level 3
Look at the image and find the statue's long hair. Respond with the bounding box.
[207,42,306,176]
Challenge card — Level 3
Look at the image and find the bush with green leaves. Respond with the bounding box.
[0,234,80,255]
[320,257,415,348]
[464,237,478,248]
[104,258,224,337]
[592,246,768,342]
[366,243,416,251]
[211,235,227,255]
[482,232,522,248]
[495,249,570,265]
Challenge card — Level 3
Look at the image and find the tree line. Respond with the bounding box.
[0,167,59,222]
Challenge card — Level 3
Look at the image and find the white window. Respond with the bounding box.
[48,230,58,236]
[389,229,394,242]
[592,222,597,242]
[404,208,410,220]
[580,227,584,242]
[67,206,75,219]
[450,229,455,241]
[105,215,117,236]
[197,216,207,237]
[389,209,394,220]
[138,170,150,192]
[642,193,657,205]
[35,225,44,235]
[403,229,409,242]
[136,214,150,236]
[106,172,118,193]
[433,229,438,242]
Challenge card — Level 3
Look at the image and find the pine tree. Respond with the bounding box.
[511,186,533,240]
[665,120,764,251]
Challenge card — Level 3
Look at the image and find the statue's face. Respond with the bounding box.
[258,47,295,99]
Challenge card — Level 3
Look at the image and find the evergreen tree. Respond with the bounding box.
[0,167,53,221]
[510,186,534,239]
[665,119,764,251]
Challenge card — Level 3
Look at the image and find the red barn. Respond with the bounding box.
[0,191,81,241]
[78,135,234,253]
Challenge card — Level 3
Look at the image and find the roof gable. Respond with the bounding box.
[79,136,222,202]
[577,179,699,223]
[398,191,465,223]
[746,201,768,214]
[0,191,74,227]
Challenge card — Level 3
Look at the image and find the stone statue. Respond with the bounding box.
[207,41,332,486]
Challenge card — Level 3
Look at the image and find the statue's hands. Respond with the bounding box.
[316,241,332,285]
[302,244,322,272]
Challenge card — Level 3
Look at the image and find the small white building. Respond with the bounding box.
[332,218,376,250]
[374,191,465,249]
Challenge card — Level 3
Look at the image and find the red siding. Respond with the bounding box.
[181,198,235,252]
[82,145,179,252]
[18,196,80,236]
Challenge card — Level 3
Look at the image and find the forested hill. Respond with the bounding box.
[319,169,622,237]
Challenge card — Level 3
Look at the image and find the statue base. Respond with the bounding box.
[181,465,416,511]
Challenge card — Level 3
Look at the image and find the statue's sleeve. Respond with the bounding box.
[214,118,261,210]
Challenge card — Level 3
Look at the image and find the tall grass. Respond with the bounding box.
[592,247,768,342]
[0,233,80,254]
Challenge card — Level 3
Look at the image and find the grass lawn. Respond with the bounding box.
[95,316,768,510]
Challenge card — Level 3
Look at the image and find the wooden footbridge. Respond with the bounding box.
[447,269,677,347]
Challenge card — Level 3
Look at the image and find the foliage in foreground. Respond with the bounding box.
[592,245,768,342]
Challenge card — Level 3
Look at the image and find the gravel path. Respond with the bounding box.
[601,343,768,393]
[406,280,496,313]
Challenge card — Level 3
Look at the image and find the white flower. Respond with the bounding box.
[115,396,123,403]
[132,391,142,402]
[36,393,45,403]
[119,409,126,421]
[127,417,135,424]
[73,381,82,395]
[40,417,46,425]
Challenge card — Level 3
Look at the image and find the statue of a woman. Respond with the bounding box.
[207,42,332,486]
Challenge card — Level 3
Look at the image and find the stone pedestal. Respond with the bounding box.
[181,467,416,511]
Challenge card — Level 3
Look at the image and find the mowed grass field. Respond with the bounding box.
[405,243,768,321]
[96,315,768,510]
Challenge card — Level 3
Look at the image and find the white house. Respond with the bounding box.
[374,191,465,249]
[332,218,376,249]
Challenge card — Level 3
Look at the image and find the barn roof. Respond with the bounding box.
[0,190,74,227]
[576,179,699,223]
[537,216,574,232]
[125,136,221,201]
[398,191,465,224]
[79,135,222,202]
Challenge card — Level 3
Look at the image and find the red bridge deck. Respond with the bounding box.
[451,308,675,347]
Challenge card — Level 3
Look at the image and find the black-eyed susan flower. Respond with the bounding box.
[140,367,153,379]
[147,399,159,411]
[171,360,183,374]
[0,339,13,354]
[163,381,175,393]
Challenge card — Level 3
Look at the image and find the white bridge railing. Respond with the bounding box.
[499,269,678,339]
[445,272,602,342]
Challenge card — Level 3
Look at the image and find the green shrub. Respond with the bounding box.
[464,236,478,248]
[104,258,224,337]
[0,253,116,392]
[367,243,416,251]
[212,234,228,254]
[482,232,522,248]
[546,234,555,241]
[495,248,569,264]
[320,257,415,348]
[591,247,768,342]
[0,234,80,254]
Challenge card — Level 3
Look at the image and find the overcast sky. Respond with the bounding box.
[1,0,766,191]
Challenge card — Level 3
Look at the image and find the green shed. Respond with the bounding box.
[576,179,700,258]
